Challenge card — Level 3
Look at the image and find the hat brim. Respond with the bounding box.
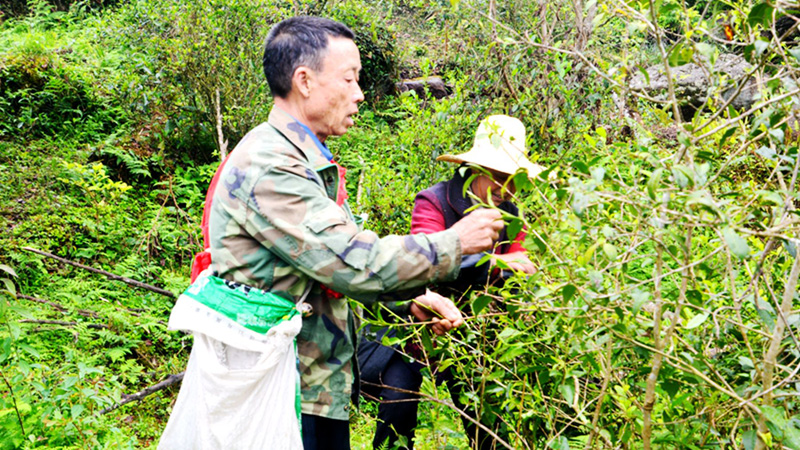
[437,150,545,179]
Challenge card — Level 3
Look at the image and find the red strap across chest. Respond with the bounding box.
[190,155,348,283]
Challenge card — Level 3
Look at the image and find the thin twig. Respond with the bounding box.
[0,369,25,437]
[100,372,185,415]
[22,247,175,299]
[20,319,108,330]
[18,294,99,318]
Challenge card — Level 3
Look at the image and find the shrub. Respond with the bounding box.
[323,0,399,102]
[0,49,123,140]
[2,0,118,18]
[109,0,399,164]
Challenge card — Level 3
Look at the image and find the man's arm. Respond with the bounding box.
[231,160,500,302]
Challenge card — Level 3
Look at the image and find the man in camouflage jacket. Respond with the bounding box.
[207,16,503,448]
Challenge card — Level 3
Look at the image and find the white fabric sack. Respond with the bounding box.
[158,295,303,450]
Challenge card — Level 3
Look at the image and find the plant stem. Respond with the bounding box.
[642,244,664,450]
[0,369,26,437]
[756,247,800,449]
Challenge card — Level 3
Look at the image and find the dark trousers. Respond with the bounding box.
[302,413,350,450]
[370,353,496,450]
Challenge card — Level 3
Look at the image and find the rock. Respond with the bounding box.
[630,54,758,117]
[395,76,449,99]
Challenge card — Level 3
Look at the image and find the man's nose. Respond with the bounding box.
[354,84,365,103]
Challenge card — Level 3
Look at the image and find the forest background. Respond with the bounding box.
[2,0,800,448]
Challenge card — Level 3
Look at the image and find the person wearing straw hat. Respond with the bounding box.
[416,114,543,286]
[358,115,542,450]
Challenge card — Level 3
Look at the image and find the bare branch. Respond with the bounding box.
[21,247,176,299]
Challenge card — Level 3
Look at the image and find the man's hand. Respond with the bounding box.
[450,209,504,255]
[409,289,464,336]
[492,252,536,274]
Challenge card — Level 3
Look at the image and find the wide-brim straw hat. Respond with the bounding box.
[437,115,545,178]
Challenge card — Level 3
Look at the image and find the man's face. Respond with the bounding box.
[305,37,364,142]
[471,170,515,205]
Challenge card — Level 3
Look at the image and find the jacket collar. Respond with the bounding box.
[445,168,473,218]
[268,106,333,168]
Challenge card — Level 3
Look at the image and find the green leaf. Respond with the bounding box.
[107,347,127,362]
[783,239,797,258]
[789,48,800,62]
[722,227,750,259]
[757,190,783,207]
[471,295,492,315]
[739,356,754,370]
[420,329,433,353]
[686,290,702,306]
[685,312,708,329]
[8,306,34,320]
[753,39,769,59]
[562,284,577,302]
[686,191,721,217]
[498,346,527,362]
[0,278,15,296]
[748,3,774,27]
[632,290,650,315]
[0,265,16,278]
[507,218,523,242]
[559,383,575,406]
[603,243,618,261]
[638,65,651,86]
[513,172,533,191]
[497,327,520,341]
[673,165,695,188]
[784,425,800,450]
[591,166,606,184]
[668,42,694,67]
[756,146,776,160]
[743,430,756,450]
[718,127,737,150]
[696,43,717,65]
[647,168,663,200]
[18,344,40,358]
[762,405,787,428]
[71,404,85,419]
[548,436,570,450]
[659,1,679,15]
[582,240,602,265]
[769,127,784,143]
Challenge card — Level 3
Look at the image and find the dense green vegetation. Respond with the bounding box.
[2,0,800,448]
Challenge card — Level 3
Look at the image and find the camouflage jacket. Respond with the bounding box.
[208,106,462,420]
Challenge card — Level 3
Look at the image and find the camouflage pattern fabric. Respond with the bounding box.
[208,106,463,420]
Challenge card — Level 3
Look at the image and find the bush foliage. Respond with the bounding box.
[3,0,800,448]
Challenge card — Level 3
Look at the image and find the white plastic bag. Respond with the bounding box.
[158,293,303,449]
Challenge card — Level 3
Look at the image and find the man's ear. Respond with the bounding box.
[292,66,313,98]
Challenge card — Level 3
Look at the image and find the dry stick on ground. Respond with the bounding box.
[18,293,100,318]
[101,372,185,415]
[21,247,175,299]
[20,319,108,329]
